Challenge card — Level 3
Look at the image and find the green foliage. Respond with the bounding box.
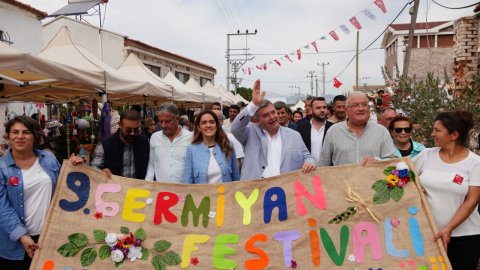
[93,230,106,242]
[152,255,166,270]
[57,243,79,257]
[134,228,146,241]
[390,73,480,151]
[235,87,252,102]
[154,240,172,253]
[383,166,396,176]
[120,226,130,234]
[80,248,97,267]
[372,180,389,193]
[163,251,182,265]
[68,233,88,249]
[98,245,111,260]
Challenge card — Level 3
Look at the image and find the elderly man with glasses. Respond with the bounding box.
[91,109,150,179]
[319,92,398,166]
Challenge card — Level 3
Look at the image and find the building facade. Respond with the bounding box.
[381,21,455,81]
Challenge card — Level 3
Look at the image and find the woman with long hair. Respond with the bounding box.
[414,111,480,269]
[184,110,239,184]
[0,116,83,270]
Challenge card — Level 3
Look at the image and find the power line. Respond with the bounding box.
[329,0,412,83]
[248,47,383,56]
[431,0,480,9]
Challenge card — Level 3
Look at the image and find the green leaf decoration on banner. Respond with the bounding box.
[68,233,88,249]
[93,230,107,242]
[409,170,416,182]
[114,260,124,269]
[98,245,111,260]
[134,228,147,241]
[152,255,166,270]
[383,166,396,176]
[120,226,130,234]
[154,240,172,253]
[372,180,389,193]
[163,251,181,265]
[390,186,404,202]
[80,247,97,267]
[373,190,390,204]
[57,243,79,257]
[141,247,150,260]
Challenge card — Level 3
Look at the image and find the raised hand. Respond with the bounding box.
[252,79,266,106]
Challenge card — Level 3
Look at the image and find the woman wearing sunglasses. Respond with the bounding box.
[388,116,425,159]
[414,111,480,269]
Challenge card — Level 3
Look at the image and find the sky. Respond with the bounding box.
[20,0,476,97]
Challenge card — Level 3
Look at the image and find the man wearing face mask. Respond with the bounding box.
[91,109,150,179]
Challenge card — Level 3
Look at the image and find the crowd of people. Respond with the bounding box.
[0,81,478,269]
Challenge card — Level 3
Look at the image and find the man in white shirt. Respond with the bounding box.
[297,97,333,165]
[222,104,240,132]
[231,80,316,180]
[213,109,245,172]
[145,103,192,183]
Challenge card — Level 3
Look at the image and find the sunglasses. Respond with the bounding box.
[124,128,142,135]
[393,127,412,133]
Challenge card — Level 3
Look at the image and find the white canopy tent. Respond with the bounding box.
[162,72,215,105]
[0,41,102,103]
[235,93,249,104]
[202,81,236,105]
[290,99,305,111]
[38,26,161,103]
[216,84,241,104]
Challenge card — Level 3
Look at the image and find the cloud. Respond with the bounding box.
[20,0,475,96]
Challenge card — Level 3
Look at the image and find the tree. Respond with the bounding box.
[390,73,480,153]
[235,87,252,102]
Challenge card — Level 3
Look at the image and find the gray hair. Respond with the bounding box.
[254,99,273,118]
[157,103,179,116]
[346,91,368,106]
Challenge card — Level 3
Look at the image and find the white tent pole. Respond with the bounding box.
[0,72,25,85]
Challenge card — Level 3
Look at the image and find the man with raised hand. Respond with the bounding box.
[231,79,316,180]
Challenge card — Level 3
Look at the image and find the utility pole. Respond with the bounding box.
[356,31,359,88]
[226,30,257,93]
[403,0,420,78]
[315,77,319,97]
[306,71,316,96]
[318,62,330,97]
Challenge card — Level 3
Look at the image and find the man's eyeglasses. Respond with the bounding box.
[124,128,142,134]
[393,127,412,134]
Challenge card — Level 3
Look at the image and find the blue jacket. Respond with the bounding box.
[0,149,60,260]
[184,142,240,184]
[394,139,425,160]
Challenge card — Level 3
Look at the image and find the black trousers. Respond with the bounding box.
[448,234,480,270]
[0,235,39,270]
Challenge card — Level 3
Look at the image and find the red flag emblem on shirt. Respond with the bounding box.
[349,16,362,30]
[374,0,387,13]
[297,49,302,60]
[333,77,343,88]
[329,31,339,41]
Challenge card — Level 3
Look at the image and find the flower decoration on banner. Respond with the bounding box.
[328,206,357,224]
[372,162,416,204]
[57,227,181,269]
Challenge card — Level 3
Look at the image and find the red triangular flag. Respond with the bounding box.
[374,0,387,13]
[274,59,282,66]
[284,54,293,62]
[349,16,362,30]
[248,67,251,75]
[329,31,339,41]
[333,77,343,88]
[297,49,302,60]
[263,63,267,70]
[311,41,318,52]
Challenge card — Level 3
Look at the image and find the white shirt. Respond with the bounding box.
[310,119,326,166]
[222,118,233,132]
[146,128,193,183]
[207,147,223,184]
[22,158,51,235]
[262,129,282,178]
[414,147,480,237]
[226,131,244,159]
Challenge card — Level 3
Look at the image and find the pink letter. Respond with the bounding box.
[294,176,327,216]
[95,183,121,216]
[352,222,383,263]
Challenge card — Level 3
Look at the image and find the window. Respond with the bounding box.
[175,71,190,83]
[200,77,211,86]
[144,64,161,77]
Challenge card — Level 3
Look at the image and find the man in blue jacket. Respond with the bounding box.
[231,80,316,180]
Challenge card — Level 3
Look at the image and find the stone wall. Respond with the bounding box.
[408,47,455,81]
[453,16,479,91]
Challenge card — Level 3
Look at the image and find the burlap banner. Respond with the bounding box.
[31,158,451,270]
